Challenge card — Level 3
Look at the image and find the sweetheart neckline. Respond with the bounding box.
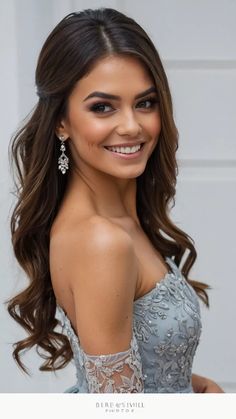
[56,257,182,347]
[57,267,174,322]
[133,256,178,302]
[57,257,178,318]
[56,263,179,349]
[134,268,174,303]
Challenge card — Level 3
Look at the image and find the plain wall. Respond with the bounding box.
[0,0,235,392]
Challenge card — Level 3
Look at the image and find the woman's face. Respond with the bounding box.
[59,55,161,180]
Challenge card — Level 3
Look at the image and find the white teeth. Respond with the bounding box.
[105,144,142,154]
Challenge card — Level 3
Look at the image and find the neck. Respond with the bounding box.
[66,166,140,224]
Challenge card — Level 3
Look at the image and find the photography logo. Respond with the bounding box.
[95,400,145,414]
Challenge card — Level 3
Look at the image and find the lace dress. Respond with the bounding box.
[57,257,202,393]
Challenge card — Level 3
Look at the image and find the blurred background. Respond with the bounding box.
[1,0,235,392]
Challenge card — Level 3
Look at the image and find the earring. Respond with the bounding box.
[58,135,69,174]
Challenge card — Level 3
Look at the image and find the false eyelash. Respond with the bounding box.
[89,102,113,113]
[89,97,159,113]
[137,97,159,107]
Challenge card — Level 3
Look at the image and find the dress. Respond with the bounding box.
[57,256,202,393]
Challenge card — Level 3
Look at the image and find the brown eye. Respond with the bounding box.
[137,98,158,109]
[90,102,114,113]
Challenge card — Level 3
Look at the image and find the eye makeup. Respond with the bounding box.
[88,96,159,114]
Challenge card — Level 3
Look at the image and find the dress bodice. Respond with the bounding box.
[57,256,202,393]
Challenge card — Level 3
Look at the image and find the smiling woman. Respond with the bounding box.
[56,55,161,179]
[7,7,223,393]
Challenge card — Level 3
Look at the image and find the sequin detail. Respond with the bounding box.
[57,305,144,393]
[57,257,202,393]
[133,257,202,393]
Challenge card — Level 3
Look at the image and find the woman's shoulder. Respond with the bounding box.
[50,213,133,255]
[50,214,138,338]
[50,214,137,303]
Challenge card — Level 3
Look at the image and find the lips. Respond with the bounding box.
[103,142,145,160]
[104,143,144,155]
[104,141,144,148]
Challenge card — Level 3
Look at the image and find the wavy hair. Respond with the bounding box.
[7,8,209,374]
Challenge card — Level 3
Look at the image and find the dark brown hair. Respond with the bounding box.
[7,8,209,374]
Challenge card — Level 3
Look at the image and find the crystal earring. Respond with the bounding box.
[58,135,69,174]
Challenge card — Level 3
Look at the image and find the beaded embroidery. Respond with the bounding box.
[57,257,202,393]
[133,257,202,392]
[57,305,144,393]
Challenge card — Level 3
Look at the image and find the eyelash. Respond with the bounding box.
[89,97,158,114]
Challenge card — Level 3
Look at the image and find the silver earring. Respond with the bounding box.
[58,135,69,174]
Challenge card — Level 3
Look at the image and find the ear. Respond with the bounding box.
[55,118,70,140]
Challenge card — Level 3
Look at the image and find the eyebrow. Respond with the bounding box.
[83,86,157,102]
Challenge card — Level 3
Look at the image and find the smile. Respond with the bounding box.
[105,144,141,153]
[104,143,143,154]
[103,143,145,159]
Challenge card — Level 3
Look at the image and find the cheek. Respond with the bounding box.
[67,122,94,151]
[142,113,161,142]
[69,113,112,147]
[145,114,161,155]
[151,113,162,137]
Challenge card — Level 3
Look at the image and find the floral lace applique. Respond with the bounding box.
[57,305,144,393]
[81,335,144,393]
[132,257,202,392]
[57,257,202,393]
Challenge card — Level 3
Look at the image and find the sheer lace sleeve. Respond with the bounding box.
[81,334,144,393]
[57,305,144,393]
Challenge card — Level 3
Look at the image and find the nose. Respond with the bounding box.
[116,108,142,137]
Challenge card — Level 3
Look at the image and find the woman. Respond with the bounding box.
[7,8,224,393]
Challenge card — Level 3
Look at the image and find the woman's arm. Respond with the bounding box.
[192,373,225,393]
[59,218,144,393]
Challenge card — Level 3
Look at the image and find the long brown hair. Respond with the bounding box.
[7,8,209,374]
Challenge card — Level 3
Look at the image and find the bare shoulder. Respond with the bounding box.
[50,214,134,257]
[51,215,138,354]
[80,215,134,252]
[50,214,138,295]
[68,215,137,285]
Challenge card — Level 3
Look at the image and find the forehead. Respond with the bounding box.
[71,55,154,98]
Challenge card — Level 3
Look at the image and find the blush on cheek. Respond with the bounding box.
[87,141,98,149]
[82,134,100,150]
[81,119,109,149]
[153,117,161,136]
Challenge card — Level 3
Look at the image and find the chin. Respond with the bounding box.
[114,168,146,180]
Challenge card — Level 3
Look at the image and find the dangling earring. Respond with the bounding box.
[58,135,69,174]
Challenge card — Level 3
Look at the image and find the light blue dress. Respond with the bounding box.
[57,256,202,393]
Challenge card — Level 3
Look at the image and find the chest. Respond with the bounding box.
[110,219,170,299]
[51,215,170,324]
[132,272,202,392]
